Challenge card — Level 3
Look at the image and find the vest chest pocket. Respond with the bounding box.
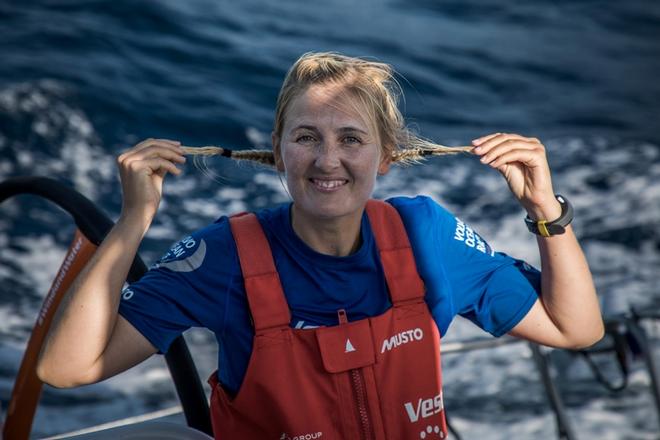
[316,319,376,373]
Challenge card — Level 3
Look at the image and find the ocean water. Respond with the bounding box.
[1,1,659,438]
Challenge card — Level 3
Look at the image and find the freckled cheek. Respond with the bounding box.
[281,147,312,177]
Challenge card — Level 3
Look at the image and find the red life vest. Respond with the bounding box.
[208,200,447,440]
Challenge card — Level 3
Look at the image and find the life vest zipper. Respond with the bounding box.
[351,368,373,440]
[337,308,373,440]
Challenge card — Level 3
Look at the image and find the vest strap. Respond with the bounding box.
[365,200,426,305]
[229,201,425,330]
[229,212,291,332]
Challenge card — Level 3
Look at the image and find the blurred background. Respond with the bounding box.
[1,0,659,438]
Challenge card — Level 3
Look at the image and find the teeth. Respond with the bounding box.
[312,179,346,189]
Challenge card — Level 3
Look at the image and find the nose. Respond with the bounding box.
[314,141,341,171]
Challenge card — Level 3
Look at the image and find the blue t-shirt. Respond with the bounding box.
[118,196,540,396]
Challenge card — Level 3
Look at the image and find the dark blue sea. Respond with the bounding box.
[1,1,659,438]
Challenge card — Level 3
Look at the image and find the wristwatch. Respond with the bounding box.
[524,194,573,237]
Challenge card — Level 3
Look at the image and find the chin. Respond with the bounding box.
[298,199,362,220]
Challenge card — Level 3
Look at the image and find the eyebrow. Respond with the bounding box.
[291,124,369,135]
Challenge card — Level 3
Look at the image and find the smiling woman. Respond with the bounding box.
[274,82,390,255]
[36,52,604,440]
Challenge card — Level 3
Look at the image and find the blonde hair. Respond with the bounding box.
[182,52,472,166]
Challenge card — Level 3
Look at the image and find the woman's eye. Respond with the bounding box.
[296,135,315,143]
[343,136,362,145]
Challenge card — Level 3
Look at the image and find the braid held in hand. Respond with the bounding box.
[180,143,473,168]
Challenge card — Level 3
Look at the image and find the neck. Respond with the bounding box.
[290,204,363,257]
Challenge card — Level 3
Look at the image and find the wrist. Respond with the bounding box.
[525,199,562,222]
[525,195,574,237]
[117,211,153,238]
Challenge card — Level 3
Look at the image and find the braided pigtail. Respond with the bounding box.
[181,146,276,167]
[181,143,472,168]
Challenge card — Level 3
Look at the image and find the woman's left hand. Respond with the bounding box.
[472,132,561,220]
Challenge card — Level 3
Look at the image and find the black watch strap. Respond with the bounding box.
[524,195,573,237]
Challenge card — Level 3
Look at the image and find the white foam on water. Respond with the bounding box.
[215,186,248,201]
[0,80,115,201]
[4,235,68,298]
[245,126,269,147]
[585,240,660,315]
[0,311,30,343]
[161,174,198,196]
[450,413,557,440]
[181,198,228,220]
[252,171,292,203]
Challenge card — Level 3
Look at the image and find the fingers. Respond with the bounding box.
[472,133,539,153]
[479,141,542,167]
[138,157,183,176]
[471,133,544,167]
[125,147,186,165]
[487,149,539,170]
[134,138,181,151]
[471,132,503,147]
[118,138,186,174]
[118,138,184,163]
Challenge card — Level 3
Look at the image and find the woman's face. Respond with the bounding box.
[273,84,390,223]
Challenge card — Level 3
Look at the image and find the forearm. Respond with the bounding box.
[536,225,604,347]
[472,133,605,348]
[37,216,148,385]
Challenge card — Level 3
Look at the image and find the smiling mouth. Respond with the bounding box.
[309,178,349,191]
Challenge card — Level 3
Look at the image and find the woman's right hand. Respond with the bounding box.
[117,138,186,226]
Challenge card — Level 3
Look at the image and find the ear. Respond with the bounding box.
[271,131,285,172]
[377,152,391,176]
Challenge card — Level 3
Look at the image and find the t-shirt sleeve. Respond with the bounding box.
[118,217,239,354]
[389,196,541,337]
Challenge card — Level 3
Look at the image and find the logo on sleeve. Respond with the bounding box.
[453,219,493,256]
[121,287,134,301]
[153,236,206,272]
